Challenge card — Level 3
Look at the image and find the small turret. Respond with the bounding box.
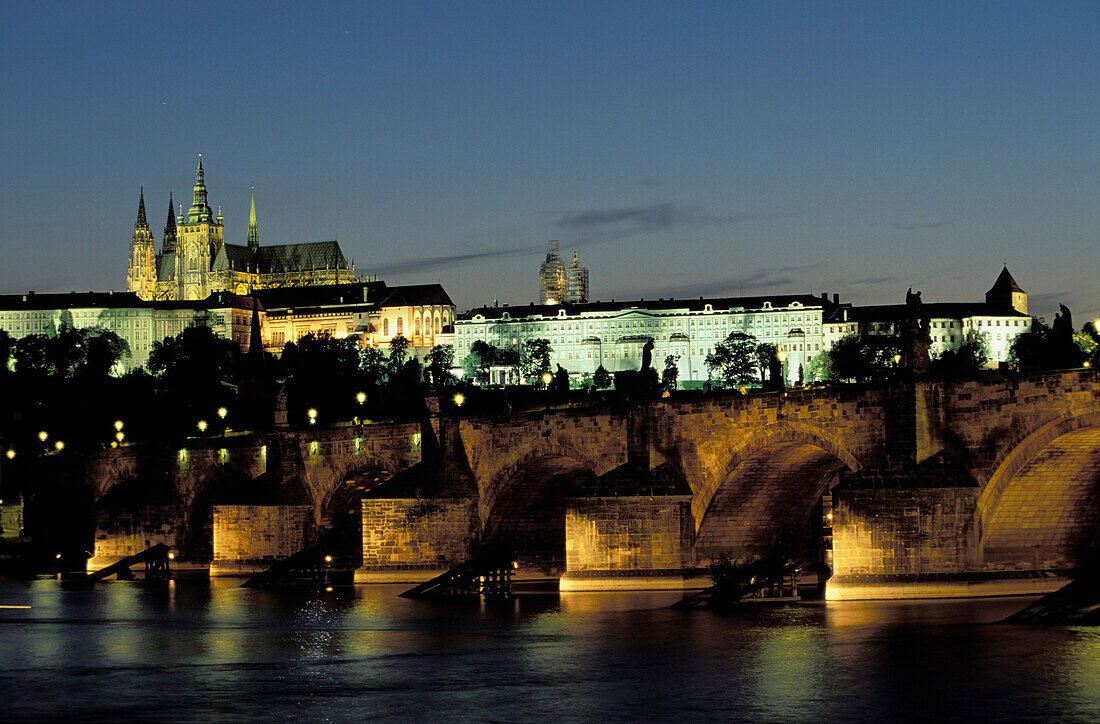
[128,187,157,300]
[186,154,215,225]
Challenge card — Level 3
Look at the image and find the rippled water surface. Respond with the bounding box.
[2,579,1100,722]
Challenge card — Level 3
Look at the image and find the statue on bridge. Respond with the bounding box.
[900,288,932,375]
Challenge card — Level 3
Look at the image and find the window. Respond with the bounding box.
[397,317,403,335]
[383,318,389,336]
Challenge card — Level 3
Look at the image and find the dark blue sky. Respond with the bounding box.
[2,2,1097,321]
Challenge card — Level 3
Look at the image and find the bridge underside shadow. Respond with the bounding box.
[982,427,1100,570]
[695,442,850,564]
[483,455,596,565]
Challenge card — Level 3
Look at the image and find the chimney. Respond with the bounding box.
[833,293,839,305]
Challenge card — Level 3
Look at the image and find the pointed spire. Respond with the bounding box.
[163,192,177,253]
[187,153,214,225]
[248,185,259,251]
[135,187,149,230]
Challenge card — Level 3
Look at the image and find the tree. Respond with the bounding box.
[931,331,990,377]
[359,347,389,387]
[661,354,680,391]
[705,333,759,388]
[521,338,553,384]
[804,351,832,383]
[280,331,362,425]
[826,334,901,383]
[388,334,410,375]
[425,344,456,390]
[593,365,613,390]
[462,340,497,385]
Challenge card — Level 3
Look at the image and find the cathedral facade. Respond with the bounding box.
[127,158,357,301]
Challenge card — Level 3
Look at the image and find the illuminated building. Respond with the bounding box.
[823,268,1031,366]
[455,293,836,386]
[127,157,360,301]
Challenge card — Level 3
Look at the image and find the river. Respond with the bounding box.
[2,579,1099,722]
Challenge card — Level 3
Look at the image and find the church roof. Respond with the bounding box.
[987,266,1024,295]
[378,284,454,308]
[254,241,348,273]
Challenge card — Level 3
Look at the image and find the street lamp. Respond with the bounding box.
[542,372,553,388]
[453,393,465,407]
[356,392,366,405]
[308,408,318,425]
[113,420,124,433]
[115,431,125,443]
[217,407,227,420]
[54,440,64,452]
[4,450,14,460]
[38,431,48,443]
[197,420,208,433]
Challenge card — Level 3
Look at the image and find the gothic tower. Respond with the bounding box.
[986,266,1028,315]
[174,155,223,300]
[127,188,157,300]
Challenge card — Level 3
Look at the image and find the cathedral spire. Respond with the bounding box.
[247,185,259,251]
[163,192,177,253]
[135,187,149,231]
[187,154,214,225]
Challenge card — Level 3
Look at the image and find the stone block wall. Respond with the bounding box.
[361,498,477,568]
[565,496,693,572]
[91,506,179,565]
[212,505,312,562]
[832,488,979,576]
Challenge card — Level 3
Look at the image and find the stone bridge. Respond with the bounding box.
[84,370,1100,594]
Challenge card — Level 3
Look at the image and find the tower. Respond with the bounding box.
[539,240,566,305]
[127,188,157,300]
[174,155,223,300]
[162,192,177,254]
[986,266,1028,315]
[247,186,259,252]
[565,248,589,303]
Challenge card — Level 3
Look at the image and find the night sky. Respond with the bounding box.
[2,2,1097,321]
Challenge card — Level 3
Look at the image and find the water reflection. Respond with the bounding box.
[3,579,1100,721]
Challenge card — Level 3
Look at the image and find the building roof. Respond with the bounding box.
[458,293,839,321]
[253,241,349,273]
[829,301,1030,325]
[987,266,1025,295]
[0,290,259,312]
[377,283,454,308]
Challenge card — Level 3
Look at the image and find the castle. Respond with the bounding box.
[127,157,357,301]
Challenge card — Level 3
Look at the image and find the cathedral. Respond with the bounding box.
[127,157,357,301]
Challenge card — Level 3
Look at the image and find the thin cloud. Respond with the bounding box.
[371,245,539,276]
[613,264,824,300]
[559,202,773,234]
[894,219,954,231]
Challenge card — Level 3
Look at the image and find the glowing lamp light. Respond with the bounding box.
[167,552,175,560]
[542,372,553,386]
[110,441,118,448]
[324,555,333,564]
[197,420,208,433]
[38,431,48,442]
[114,420,124,432]
[894,354,902,365]
[116,432,125,443]
[307,408,318,425]
[1085,361,1092,368]
[453,393,465,407]
[217,407,228,420]
[5,449,14,459]
[55,553,62,560]
[777,350,787,363]
[54,440,64,451]
[356,392,366,405]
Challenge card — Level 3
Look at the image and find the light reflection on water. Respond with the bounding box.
[1,579,1099,722]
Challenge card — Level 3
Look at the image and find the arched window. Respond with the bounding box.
[383,318,389,336]
[435,314,441,333]
[397,317,403,335]
[414,316,421,336]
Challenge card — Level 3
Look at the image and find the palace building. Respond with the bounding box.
[127,157,358,301]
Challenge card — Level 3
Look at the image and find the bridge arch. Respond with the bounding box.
[318,458,397,567]
[480,445,599,563]
[978,407,1100,570]
[695,423,861,564]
